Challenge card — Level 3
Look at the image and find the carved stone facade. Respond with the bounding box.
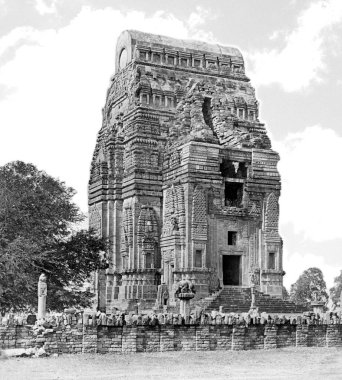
[89,30,284,312]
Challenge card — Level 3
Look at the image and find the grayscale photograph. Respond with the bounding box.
[1,0,342,379]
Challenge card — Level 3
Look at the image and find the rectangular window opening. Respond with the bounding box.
[225,182,243,207]
[167,56,174,65]
[194,59,201,67]
[268,252,276,270]
[146,253,152,269]
[195,250,202,268]
[202,97,213,129]
[228,231,237,246]
[220,160,247,179]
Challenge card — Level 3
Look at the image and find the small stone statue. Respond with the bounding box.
[249,271,256,287]
[156,283,169,308]
[170,217,179,231]
[249,268,260,287]
[175,279,196,297]
[162,287,169,306]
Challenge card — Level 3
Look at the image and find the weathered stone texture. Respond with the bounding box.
[89,30,284,312]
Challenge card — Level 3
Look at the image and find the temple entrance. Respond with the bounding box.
[222,255,241,285]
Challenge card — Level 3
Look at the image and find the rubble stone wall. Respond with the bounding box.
[2,322,342,354]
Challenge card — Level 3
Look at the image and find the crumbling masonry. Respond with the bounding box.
[89,30,284,312]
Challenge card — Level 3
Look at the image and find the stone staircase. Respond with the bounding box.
[191,288,223,310]
[197,286,309,314]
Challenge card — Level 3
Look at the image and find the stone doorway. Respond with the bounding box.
[222,255,241,285]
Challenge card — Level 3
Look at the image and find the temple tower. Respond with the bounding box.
[89,30,284,312]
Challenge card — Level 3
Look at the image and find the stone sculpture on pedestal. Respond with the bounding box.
[175,280,196,319]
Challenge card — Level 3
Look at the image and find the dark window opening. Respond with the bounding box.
[225,182,243,207]
[167,56,174,65]
[154,272,161,286]
[221,160,236,177]
[220,160,247,179]
[228,231,237,246]
[146,253,152,269]
[202,97,213,129]
[237,163,247,178]
[180,58,187,66]
[268,252,276,270]
[222,255,240,285]
[139,51,146,60]
[153,54,160,63]
[195,250,202,268]
[194,59,201,67]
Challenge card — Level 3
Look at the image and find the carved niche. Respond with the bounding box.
[162,185,185,238]
[137,206,159,269]
[121,206,133,269]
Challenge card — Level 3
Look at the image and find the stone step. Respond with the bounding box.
[195,287,309,314]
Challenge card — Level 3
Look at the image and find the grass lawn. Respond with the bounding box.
[1,347,341,380]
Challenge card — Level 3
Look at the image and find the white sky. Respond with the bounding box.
[0,0,341,290]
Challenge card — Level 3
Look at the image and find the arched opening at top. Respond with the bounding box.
[119,48,128,70]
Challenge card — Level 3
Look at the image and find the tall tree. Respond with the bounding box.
[290,267,328,306]
[0,161,107,313]
[330,270,342,305]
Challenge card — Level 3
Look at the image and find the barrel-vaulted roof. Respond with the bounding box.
[115,30,244,73]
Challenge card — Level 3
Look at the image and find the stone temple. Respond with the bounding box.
[89,30,287,313]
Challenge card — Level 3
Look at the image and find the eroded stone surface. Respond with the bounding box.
[89,30,283,312]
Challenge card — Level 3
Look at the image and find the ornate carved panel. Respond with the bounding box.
[265,193,279,232]
[191,186,207,240]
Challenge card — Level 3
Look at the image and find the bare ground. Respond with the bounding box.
[1,347,341,380]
